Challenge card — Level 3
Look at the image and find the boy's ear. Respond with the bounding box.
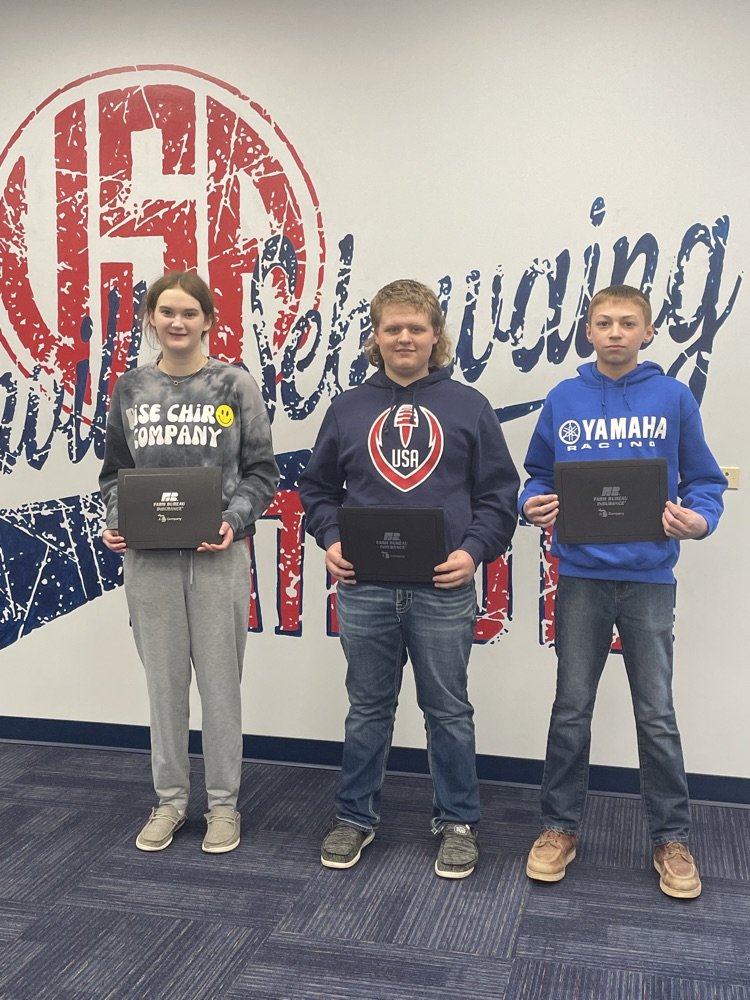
[642,324,655,345]
[585,323,592,343]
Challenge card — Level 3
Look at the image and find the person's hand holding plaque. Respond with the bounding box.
[662,501,708,541]
[326,541,356,584]
[433,549,476,589]
[102,528,127,553]
[522,493,559,528]
[197,521,235,552]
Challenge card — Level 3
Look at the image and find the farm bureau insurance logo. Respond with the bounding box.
[0,65,326,443]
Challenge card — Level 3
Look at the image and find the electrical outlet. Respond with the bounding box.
[720,466,740,490]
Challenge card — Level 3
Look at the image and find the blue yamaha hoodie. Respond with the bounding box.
[518,361,726,583]
[300,366,520,568]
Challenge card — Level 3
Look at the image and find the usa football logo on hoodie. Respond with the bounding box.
[368,404,445,492]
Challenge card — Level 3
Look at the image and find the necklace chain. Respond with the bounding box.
[158,359,207,386]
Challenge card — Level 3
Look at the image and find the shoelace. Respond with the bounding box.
[660,842,691,861]
[537,830,569,847]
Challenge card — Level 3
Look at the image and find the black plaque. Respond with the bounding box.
[338,506,447,583]
[117,466,223,549]
[554,459,668,544]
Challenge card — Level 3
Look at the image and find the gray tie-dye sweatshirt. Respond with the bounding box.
[99,359,279,540]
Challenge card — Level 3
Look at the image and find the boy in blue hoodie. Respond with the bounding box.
[300,279,519,879]
[519,284,726,898]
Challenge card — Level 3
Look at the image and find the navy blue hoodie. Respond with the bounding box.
[300,366,520,569]
[518,361,726,583]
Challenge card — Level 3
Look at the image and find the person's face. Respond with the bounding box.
[373,304,439,385]
[586,299,654,379]
[149,287,212,362]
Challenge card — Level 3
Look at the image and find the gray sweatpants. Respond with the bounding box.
[124,541,251,812]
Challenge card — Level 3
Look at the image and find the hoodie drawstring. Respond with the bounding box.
[598,370,634,417]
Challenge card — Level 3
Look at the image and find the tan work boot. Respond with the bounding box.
[526,829,577,882]
[653,842,702,898]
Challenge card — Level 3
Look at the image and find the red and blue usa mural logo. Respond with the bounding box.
[0,65,326,648]
[0,64,326,409]
[368,405,444,491]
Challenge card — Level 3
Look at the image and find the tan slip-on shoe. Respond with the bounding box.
[136,804,186,852]
[202,806,241,854]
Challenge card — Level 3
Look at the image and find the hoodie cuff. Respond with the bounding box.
[458,540,483,569]
[322,526,341,551]
[222,510,243,536]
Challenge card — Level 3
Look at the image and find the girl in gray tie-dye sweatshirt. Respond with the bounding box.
[99,271,279,856]
[99,357,278,542]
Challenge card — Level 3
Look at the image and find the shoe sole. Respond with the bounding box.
[526,847,576,882]
[202,835,240,854]
[321,830,375,869]
[135,816,186,852]
[434,861,476,880]
[653,859,702,899]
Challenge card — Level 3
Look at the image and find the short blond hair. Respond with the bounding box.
[588,284,652,326]
[364,278,453,370]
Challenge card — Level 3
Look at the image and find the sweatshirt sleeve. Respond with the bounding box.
[676,396,726,535]
[458,402,521,567]
[222,374,280,536]
[298,405,347,551]
[517,399,556,516]
[98,379,135,531]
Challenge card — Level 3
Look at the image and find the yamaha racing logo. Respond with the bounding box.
[558,416,667,451]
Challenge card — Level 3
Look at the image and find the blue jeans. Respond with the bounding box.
[541,576,691,846]
[334,582,479,834]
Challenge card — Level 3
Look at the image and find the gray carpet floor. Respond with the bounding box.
[0,741,748,999]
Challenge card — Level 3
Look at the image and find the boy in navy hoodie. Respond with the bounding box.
[519,284,726,898]
[300,279,519,878]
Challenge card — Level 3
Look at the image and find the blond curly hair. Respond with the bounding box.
[364,278,453,370]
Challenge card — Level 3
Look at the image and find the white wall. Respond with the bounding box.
[1,0,748,782]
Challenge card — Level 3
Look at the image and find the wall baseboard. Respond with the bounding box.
[1,716,747,806]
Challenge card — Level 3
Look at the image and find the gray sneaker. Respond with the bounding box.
[202,806,241,854]
[135,804,186,852]
[320,823,375,868]
[435,823,478,879]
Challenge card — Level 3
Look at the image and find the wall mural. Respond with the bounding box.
[0,66,742,650]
